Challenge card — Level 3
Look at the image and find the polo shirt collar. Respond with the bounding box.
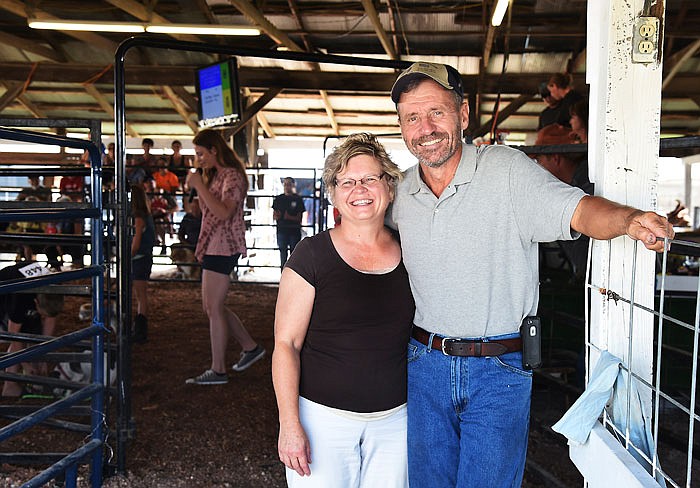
[407,142,477,194]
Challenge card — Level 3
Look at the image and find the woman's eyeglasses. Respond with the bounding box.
[334,173,386,190]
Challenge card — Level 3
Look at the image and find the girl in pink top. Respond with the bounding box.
[184,129,265,385]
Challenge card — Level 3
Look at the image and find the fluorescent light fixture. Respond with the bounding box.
[28,19,145,33]
[146,24,259,36]
[28,19,260,36]
[491,0,511,27]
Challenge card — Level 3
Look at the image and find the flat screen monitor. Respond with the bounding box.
[195,57,242,129]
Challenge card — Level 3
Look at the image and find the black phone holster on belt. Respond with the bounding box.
[520,316,542,369]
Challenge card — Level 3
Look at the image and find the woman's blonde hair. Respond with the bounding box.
[192,129,249,192]
[323,133,402,204]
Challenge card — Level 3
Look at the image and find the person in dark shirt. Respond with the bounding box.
[17,176,51,202]
[272,134,414,486]
[547,72,584,128]
[272,177,306,268]
[177,198,202,249]
[1,261,64,397]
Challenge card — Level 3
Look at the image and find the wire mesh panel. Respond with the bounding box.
[584,237,700,487]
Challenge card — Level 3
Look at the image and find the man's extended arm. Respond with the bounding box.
[570,195,674,252]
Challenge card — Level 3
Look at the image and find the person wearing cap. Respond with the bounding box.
[388,61,674,487]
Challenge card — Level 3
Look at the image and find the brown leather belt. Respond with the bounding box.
[412,326,522,357]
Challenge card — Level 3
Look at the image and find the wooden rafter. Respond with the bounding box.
[223,87,284,138]
[195,0,218,24]
[360,0,398,60]
[0,0,116,52]
[256,113,275,138]
[104,0,202,43]
[171,87,198,114]
[285,0,338,134]
[161,85,198,133]
[473,94,533,138]
[319,90,339,136]
[84,84,140,138]
[663,40,700,91]
[0,82,24,112]
[16,95,46,118]
[227,0,303,51]
[0,32,63,63]
[229,0,340,134]
[286,0,313,52]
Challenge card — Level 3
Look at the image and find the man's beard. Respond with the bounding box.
[409,130,462,168]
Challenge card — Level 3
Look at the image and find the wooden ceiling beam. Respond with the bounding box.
[16,94,46,118]
[0,0,117,52]
[4,62,700,98]
[472,94,534,138]
[84,84,140,138]
[0,82,25,112]
[227,0,304,51]
[171,86,198,113]
[104,0,202,42]
[286,0,313,52]
[663,39,700,90]
[256,112,275,138]
[161,85,198,134]
[0,32,64,63]
[360,0,398,60]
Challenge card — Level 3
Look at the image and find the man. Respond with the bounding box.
[388,62,674,487]
[136,137,156,171]
[152,156,180,195]
[1,261,64,397]
[272,177,305,267]
[535,123,593,278]
[537,82,561,131]
[535,123,592,195]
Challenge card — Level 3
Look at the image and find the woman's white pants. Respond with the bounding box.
[285,397,408,488]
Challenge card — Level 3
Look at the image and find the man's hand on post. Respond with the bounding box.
[624,210,675,252]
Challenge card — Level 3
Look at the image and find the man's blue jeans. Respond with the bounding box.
[277,228,301,267]
[407,333,532,487]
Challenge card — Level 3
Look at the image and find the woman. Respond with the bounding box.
[130,184,155,343]
[272,133,415,487]
[185,129,264,385]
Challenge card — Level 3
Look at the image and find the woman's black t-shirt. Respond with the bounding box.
[285,231,415,413]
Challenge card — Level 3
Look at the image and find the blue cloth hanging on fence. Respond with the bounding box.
[552,350,666,485]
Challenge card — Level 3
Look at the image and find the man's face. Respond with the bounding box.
[547,83,565,101]
[396,79,468,169]
[283,179,295,194]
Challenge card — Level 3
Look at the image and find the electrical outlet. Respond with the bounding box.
[638,41,655,54]
[632,16,659,64]
[639,23,655,38]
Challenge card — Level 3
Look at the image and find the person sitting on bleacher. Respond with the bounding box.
[17,176,51,202]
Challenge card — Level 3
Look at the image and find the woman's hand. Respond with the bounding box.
[185,170,203,193]
[278,421,312,476]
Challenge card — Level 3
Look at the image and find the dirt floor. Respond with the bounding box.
[2,280,583,487]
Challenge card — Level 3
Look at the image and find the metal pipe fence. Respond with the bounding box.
[0,121,108,488]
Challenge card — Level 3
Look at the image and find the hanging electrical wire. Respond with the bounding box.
[489,2,513,143]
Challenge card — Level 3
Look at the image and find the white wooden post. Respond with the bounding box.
[573,0,666,485]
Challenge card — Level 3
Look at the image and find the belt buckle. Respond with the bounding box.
[441,337,457,355]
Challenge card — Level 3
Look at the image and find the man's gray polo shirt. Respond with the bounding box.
[389,143,585,338]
